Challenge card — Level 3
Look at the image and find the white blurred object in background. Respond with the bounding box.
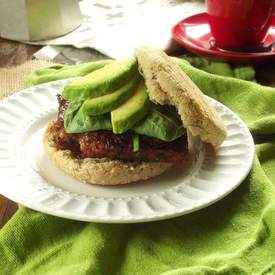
[0,0,82,41]
[31,0,205,59]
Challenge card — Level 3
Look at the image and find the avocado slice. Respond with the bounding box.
[82,77,138,116]
[111,81,150,134]
[62,58,137,101]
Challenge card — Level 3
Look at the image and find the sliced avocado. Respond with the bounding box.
[62,58,137,101]
[111,81,150,134]
[82,77,138,116]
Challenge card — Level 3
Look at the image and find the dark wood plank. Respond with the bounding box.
[0,195,18,229]
[0,38,40,67]
[255,63,275,87]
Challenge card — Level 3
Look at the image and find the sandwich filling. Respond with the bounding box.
[52,96,188,162]
[44,47,227,186]
[51,57,189,163]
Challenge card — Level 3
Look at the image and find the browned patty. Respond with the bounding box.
[53,95,188,162]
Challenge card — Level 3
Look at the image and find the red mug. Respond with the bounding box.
[206,0,275,50]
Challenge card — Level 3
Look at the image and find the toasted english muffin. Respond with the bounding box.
[44,121,172,185]
[44,46,226,185]
[135,46,227,150]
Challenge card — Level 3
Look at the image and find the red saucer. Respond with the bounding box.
[172,13,275,64]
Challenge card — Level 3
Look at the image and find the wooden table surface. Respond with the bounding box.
[0,38,274,229]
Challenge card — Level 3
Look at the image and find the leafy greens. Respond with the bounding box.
[64,102,185,141]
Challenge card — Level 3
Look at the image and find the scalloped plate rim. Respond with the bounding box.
[0,79,255,223]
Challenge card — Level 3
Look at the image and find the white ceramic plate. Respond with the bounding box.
[0,79,254,223]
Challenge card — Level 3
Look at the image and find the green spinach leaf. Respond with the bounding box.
[133,106,185,141]
[64,102,112,133]
[132,134,140,152]
[63,101,184,142]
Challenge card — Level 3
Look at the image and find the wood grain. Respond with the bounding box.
[0,38,39,67]
[0,195,18,229]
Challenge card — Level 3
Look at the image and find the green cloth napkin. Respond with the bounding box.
[183,56,256,81]
[1,59,275,275]
[26,57,256,87]
[25,60,112,87]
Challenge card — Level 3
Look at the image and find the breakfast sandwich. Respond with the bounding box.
[44,46,226,185]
